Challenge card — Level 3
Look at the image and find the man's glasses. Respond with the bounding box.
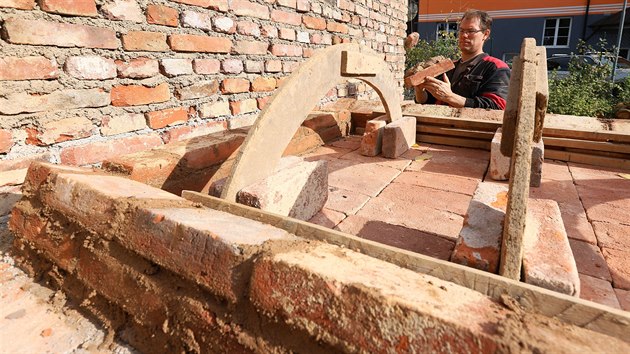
[458,29,484,36]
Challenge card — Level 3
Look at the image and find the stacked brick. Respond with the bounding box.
[0,0,407,166]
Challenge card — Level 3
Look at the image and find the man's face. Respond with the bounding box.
[458,17,489,55]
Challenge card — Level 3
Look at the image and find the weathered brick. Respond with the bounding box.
[278,28,296,40]
[2,19,118,49]
[269,44,302,57]
[115,57,159,79]
[251,76,276,92]
[159,58,193,77]
[229,98,257,115]
[170,0,212,6]
[230,0,270,19]
[101,113,147,136]
[168,34,232,53]
[302,16,326,30]
[193,58,221,74]
[122,31,169,51]
[0,88,110,115]
[228,114,257,129]
[175,80,219,100]
[213,16,236,33]
[0,0,34,9]
[101,0,143,22]
[221,58,243,74]
[382,116,416,158]
[0,129,14,154]
[265,59,282,72]
[181,10,213,31]
[296,31,309,43]
[40,0,97,16]
[0,153,53,173]
[277,0,296,8]
[27,117,93,146]
[244,60,263,73]
[237,21,261,36]
[260,24,278,38]
[199,101,230,118]
[233,40,268,55]
[111,83,170,107]
[60,134,163,165]
[257,96,271,109]
[360,116,387,156]
[102,148,180,187]
[296,0,309,12]
[64,55,117,80]
[271,9,302,25]
[170,132,246,169]
[0,56,59,81]
[161,120,227,144]
[221,78,250,94]
[327,21,348,34]
[282,61,299,73]
[145,107,190,129]
[146,4,179,27]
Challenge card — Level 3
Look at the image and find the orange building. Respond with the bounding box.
[412,0,628,61]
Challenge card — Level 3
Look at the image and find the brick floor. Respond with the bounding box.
[579,274,621,309]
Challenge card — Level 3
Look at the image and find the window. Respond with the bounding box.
[436,22,457,39]
[543,18,571,47]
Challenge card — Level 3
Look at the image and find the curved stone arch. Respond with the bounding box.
[221,43,402,201]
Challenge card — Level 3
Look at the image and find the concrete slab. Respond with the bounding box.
[382,116,416,158]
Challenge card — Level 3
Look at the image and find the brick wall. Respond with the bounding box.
[0,0,407,165]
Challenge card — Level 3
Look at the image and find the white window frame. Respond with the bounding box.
[543,17,571,48]
[436,22,458,39]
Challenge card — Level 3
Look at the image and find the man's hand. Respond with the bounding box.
[419,74,466,108]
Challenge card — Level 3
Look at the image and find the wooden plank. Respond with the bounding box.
[545,149,630,170]
[416,134,490,150]
[542,127,630,144]
[181,190,630,342]
[417,125,494,140]
[543,136,630,154]
[412,115,500,131]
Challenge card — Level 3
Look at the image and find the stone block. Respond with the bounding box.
[381,116,416,158]
[359,115,387,157]
[522,198,580,296]
[237,158,328,221]
[450,182,507,273]
[489,127,544,187]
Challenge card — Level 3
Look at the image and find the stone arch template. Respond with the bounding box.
[221,43,403,201]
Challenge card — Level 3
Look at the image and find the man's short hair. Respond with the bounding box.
[461,9,492,31]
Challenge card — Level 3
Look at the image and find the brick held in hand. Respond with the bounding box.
[404,56,455,88]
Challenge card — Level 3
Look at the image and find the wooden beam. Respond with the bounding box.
[416,134,490,150]
[412,115,500,131]
[417,125,495,140]
[181,190,630,342]
[545,149,630,170]
[543,136,630,154]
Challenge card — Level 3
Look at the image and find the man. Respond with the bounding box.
[414,10,510,110]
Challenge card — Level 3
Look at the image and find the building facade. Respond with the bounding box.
[413,0,628,62]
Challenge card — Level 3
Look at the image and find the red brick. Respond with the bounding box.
[282,60,299,73]
[230,0,269,19]
[101,0,143,22]
[101,113,147,136]
[0,0,35,9]
[175,80,219,100]
[221,58,243,74]
[0,56,59,81]
[615,288,630,311]
[260,24,278,38]
[170,0,212,6]
[64,55,117,80]
[102,149,180,187]
[111,83,170,106]
[159,58,193,77]
[276,0,296,8]
[40,0,97,16]
[327,21,349,34]
[1,88,110,115]
[208,0,228,11]
[193,58,220,74]
[60,134,163,165]
[122,31,169,51]
[579,274,621,309]
[271,9,301,25]
[302,16,326,30]
[251,76,276,92]
[146,4,179,27]
[233,40,268,55]
[269,44,303,57]
[569,239,611,281]
[308,208,345,228]
[27,117,93,146]
[0,153,53,173]
[264,59,282,72]
[229,98,257,115]
[220,78,250,94]
[145,107,191,129]
[237,21,260,36]
[257,96,271,110]
[115,57,159,79]
[2,19,118,49]
[602,248,630,290]
[168,34,232,53]
[0,129,14,154]
[161,120,227,144]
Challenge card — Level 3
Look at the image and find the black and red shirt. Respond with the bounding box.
[427,53,511,110]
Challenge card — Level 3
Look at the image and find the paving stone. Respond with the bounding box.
[614,288,630,312]
[378,182,471,216]
[328,135,361,150]
[237,159,328,221]
[338,149,411,170]
[601,248,630,290]
[593,221,630,251]
[323,185,370,215]
[300,145,353,161]
[569,163,630,190]
[336,215,454,260]
[541,160,571,181]
[394,170,478,196]
[308,208,346,229]
[427,144,488,160]
[382,116,416,158]
[569,239,612,281]
[327,159,401,197]
[406,153,488,180]
[576,185,630,225]
[522,199,580,296]
[579,274,621,309]
[451,182,506,273]
[356,194,464,240]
